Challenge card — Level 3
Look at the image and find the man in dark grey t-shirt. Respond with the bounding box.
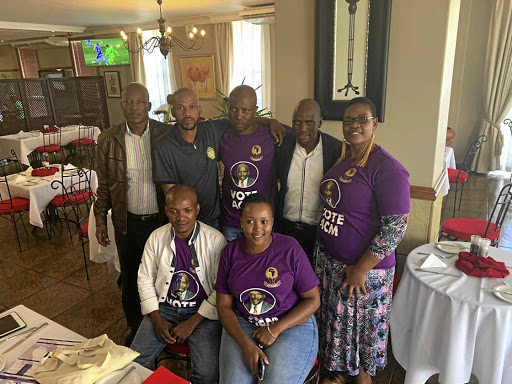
[153,88,229,228]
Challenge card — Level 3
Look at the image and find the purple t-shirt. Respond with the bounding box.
[220,123,277,227]
[215,233,319,326]
[318,146,410,269]
[162,237,207,309]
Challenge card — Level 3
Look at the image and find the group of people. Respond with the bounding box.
[94,82,410,384]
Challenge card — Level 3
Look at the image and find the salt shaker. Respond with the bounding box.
[478,238,491,257]
[470,235,481,255]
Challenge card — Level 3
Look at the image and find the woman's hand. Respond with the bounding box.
[339,265,368,300]
[241,341,269,378]
[252,324,279,348]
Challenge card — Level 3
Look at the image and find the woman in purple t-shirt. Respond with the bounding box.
[215,193,320,383]
[317,97,410,384]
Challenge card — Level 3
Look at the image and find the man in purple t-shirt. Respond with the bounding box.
[131,185,226,382]
[220,85,281,240]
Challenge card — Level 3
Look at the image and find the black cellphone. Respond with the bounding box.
[257,356,265,381]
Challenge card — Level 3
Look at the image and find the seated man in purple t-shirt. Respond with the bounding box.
[131,185,227,383]
[215,193,320,383]
[220,85,290,240]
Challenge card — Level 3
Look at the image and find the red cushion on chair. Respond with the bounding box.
[165,342,190,355]
[442,218,501,242]
[448,168,469,184]
[81,221,89,237]
[0,198,30,213]
[50,191,91,207]
[70,139,94,146]
[35,145,61,152]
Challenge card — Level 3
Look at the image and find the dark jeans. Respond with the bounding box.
[114,215,159,328]
[281,219,318,266]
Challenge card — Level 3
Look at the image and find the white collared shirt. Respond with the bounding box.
[124,121,158,215]
[250,302,263,314]
[283,137,324,225]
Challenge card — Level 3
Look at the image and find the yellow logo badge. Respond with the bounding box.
[250,145,263,161]
[206,147,216,160]
[264,267,281,288]
[339,167,357,183]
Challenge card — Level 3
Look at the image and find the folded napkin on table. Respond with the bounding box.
[32,334,139,384]
[455,251,510,278]
[419,253,447,269]
[31,166,59,177]
[14,174,26,184]
[143,366,190,384]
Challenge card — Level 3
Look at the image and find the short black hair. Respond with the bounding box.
[240,193,274,217]
[345,97,377,117]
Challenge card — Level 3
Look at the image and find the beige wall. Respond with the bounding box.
[448,0,493,162]
[37,46,72,69]
[275,0,461,257]
[0,45,21,78]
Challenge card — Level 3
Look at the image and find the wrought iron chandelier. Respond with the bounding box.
[120,0,205,58]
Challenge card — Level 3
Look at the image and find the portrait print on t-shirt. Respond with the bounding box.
[240,288,275,315]
[320,179,341,209]
[165,270,201,308]
[231,161,258,189]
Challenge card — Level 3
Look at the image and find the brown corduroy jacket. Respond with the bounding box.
[94,119,168,234]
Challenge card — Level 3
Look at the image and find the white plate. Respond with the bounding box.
[493,285,512,303]
[435,241,467,254]
[23,181,38,186]
[95,367,141,384]
[0,356,5,371]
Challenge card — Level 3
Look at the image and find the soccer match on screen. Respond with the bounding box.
[81,38,130,66]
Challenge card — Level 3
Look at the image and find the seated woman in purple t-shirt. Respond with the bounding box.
[316,97,410,384]
[215,193,320,383]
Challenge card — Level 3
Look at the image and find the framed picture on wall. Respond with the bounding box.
[104,71,122,98]
[180,55,216,99]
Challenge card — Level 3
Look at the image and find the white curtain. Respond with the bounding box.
[231,21,272,111]
[214,22,233,95]
[142,30,176,114]
[128,32,146,84]
[474,0,512,173]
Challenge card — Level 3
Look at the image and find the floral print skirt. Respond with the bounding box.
[315,239,395,377]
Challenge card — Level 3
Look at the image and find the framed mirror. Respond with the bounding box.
[315,0,392,121]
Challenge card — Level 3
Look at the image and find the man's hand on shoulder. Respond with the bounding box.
[256,117,287,146]
[171,313,204,344]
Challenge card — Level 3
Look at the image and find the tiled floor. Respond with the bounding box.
[1,172,511,383]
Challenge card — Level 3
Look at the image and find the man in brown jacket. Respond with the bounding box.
[94,82,167,345]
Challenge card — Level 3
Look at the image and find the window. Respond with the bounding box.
[231,21,271,111]
[142,30,175,114]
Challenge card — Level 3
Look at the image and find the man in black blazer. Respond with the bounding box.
[276,99,342,263]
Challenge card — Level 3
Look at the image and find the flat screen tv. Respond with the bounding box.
[81,38,130,66]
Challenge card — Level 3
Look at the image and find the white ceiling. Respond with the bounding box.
[0,0,272,42]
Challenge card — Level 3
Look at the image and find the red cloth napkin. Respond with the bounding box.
[31,166,59,177]
[142,366,190,383]
[40,125,59,133]
[455,251,510,278]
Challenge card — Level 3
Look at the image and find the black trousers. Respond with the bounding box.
[280,219,318,266]
[114,215,159,328]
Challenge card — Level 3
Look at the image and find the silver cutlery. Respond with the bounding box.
[2,322,48,353]
[114,366,136,384]
[415,268,461,277]
[482,288,512,297]
[417,252,456,259]
[500,279,511,286]
[435,242,467,249]
[0,326,37,345]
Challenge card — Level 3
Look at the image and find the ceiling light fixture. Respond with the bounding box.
[120,0,205,58]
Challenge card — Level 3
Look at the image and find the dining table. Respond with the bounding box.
[390,242,512,384]
[0,305,151,382]
[0,125,101,166]
[0,165,98,228]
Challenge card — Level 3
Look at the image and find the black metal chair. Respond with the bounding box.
[447,134,487,217]
[440,182,512,247]
[0,149,30,251]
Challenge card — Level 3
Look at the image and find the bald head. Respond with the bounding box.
[122,82,149,102]
[121,83,151,130]
[170,88,202,132]
[292,98,322,153]
[165,184,200,238]
[228,85,258,135]
[171,88,199,106]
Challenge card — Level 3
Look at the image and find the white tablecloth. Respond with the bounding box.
[442,146,457,196]
[0,305,151,381]
[390,243,512,384]
[0,126,101,165]
[89,203,120,272]
[0,167,98,228]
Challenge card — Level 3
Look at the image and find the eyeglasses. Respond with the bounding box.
[342,116,375,125]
